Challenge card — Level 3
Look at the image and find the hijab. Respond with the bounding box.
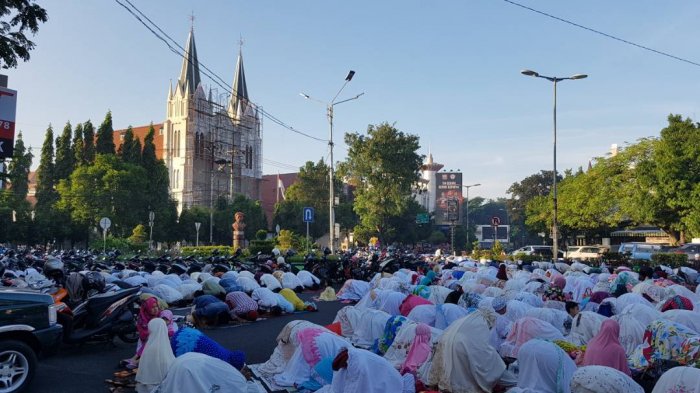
[652,367,700,393]
[660,295,694,312]
[514,339,576,393]
[427,312,506,393]
[400,323,432,375]
[583,319,631,375]
[136,318,175,386]
[399,294,433,317]
[154,352,248,393]
[497,264,508,281]
[331,347,414,393]
[571,366,643,393]
[137,297,161,341]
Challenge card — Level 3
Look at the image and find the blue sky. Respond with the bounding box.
[6,1,700,199]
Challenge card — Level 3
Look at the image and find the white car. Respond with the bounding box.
[565,246,606,260]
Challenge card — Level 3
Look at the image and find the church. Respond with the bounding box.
[115,28,263,213]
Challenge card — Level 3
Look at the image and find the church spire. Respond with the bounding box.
[178,28,201,95]
[229,41,249,117]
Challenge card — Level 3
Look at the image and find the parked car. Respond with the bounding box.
[617,242,664,261]
[565,246,608,260]
[671,243,700,261]
[511,245,564,259]
[0,288,63,392]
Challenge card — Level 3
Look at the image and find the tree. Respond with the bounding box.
[57,154,149,238]
[632,115,700,242]
[35,125,58,242]
[0,0,48,68]
[82,120,95,163]
[118,126,142,164]
[1,132,33,243]
[54,121,74,180]
[141,123,157,170]
[95,111,115,155]
[71,123,84,166]
[339,122,423,243]
[507,170,562,247]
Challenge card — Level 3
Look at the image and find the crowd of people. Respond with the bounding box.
[251,254,700,393]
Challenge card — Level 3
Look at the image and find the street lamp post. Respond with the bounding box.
[301,71,364,253]
[148,210,155,251]
[462,183,481,248]
[195,222,201,247]
[521,69,587,261]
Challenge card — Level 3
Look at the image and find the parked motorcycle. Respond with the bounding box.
[57,286,140,344]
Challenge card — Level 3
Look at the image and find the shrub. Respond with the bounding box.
[180,246,236,257]
[652,253,689,268]
[248,239,275,255]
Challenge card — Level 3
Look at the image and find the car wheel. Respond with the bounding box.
[0,340,37,393]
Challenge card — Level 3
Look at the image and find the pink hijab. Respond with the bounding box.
[400,323,432,374]
[552,275,567,290]
[399,294,433,317]
[583,319,631,375]
[297,327,326,367]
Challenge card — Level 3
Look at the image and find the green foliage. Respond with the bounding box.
[248,239,275,255]
[35,125,60,242]
[89,236,132,253]
[128,224,147,245]
[491,240,505,261]
[276,229,295,250]
[54,122,74,181]
[118,126,142,164]
[339,122,423,243]
[82,120,95,164]
[651,253,690,268]
[95,111,115,155]
[71,123,84,166]
[507,171,560,247]
[428,230,446,244]
[0,0,48,69]
[255,229,267,241]
[57,154,149,237]
[180,246,236,257]
[0,133,34,244]
[141,124,157,170]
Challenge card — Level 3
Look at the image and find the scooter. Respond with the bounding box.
[57,286,141,344]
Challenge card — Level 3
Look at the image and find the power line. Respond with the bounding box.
[503,0,700,68]
[113,0,328,143]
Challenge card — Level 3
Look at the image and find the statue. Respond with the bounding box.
[232,212,246,250]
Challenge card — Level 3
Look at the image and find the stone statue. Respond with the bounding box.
[232,212,246,250]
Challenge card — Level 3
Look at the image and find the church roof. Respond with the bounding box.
[178,29,201,94]
[229,50,249,117]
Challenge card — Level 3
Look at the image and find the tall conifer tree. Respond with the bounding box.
[95,111,115,155]
[82,120,95,163]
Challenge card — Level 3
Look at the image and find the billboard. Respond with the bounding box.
[0,87,17,159]
[435,172,462,225]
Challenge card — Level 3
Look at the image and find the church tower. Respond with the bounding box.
[163,28,210,213]
[227,47,262,201]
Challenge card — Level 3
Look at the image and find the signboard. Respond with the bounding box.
[303,207,314,223]
[99,217,111,231]
[0,87,17,159]
[415,213,430,224]
[435,172,462,225]
[491,216,501,227]
[476,225,510,243]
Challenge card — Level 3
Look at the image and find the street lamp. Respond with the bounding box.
[521,69,587,261]
[462,183,481,247]
[301,70,364,253]
[194,222,201,247]
[148,210,155,251]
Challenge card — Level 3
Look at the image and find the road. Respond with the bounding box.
[29,294,347,393]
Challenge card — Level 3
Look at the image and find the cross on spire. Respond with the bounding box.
[189,11,195,30]
[239,34,244,53]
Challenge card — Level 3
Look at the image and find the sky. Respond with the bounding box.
[5,0,700,200]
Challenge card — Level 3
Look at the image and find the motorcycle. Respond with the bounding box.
[57,286,141,344]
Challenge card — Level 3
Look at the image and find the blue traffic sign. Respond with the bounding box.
[303,207,315,223]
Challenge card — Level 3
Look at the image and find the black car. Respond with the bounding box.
[0,288,63,392]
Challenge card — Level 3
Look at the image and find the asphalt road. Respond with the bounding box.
[29,294,347,393]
